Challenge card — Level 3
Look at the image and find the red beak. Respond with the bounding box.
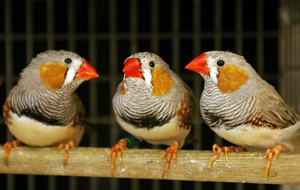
[75,60,99,80]
[123,58,143,79]
[185,53,209,76]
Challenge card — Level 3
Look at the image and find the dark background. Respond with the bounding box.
[0,0,282,190]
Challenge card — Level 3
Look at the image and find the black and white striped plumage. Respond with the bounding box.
[113,52,197,147]
[186,51,300,179]
[3,50,98,164]
[109,52,197,178]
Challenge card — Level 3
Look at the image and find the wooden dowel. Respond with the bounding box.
[0,147,299,185]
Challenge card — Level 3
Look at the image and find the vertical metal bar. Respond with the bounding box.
[151,1,160,189]
[296,14,300,113]
[47,0,56,190]
[47,0,54,49]
[172,0,181,190]
[235,0,243,55]
[5,0,14,189]
[130,0,139,189]
[172,0,180,73]
[291,18,296,106]
[26,1,35,190]
[214,0,222,144]
[151,0,159,54]
[109,0,119,189]
[235,2,243,190]
[193,0,202,190]
[279,0,287,104]
[130,0,138,54]
[257,0,264,77]
[257,2,265,190]
[88,0,98,189]
[68,0,75,51]
[214,0,223,190]
[68,1,77,190]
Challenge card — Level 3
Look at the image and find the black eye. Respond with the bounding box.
[149,61,155,68]
[217,60,225,67]
[64,58,72,64]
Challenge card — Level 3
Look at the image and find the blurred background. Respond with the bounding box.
[0,0,299,190]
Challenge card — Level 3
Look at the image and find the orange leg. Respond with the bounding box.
[57,141,75,166]
[107,139,128,177]
[261,145,289,179]
[159,142,179,179]
[2,140,22,165]
[208,143,244,170]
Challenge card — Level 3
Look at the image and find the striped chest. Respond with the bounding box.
[200,80,256,129]
[113,79,177,129]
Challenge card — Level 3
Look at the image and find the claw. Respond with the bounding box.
[261,145,289,179]
[2,140,22,165]
[107,139,128,177]
[208,143,244,170]
[57,141,75,166]
[159,142,179,179]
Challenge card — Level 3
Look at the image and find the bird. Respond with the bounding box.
[185,50,300,179]
[2,50,99,165]
[108,52,197,178]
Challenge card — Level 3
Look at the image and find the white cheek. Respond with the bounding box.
[210,67,219,84]
[63,68,76,85]
[63,61,82,85]
[143,70,153,89]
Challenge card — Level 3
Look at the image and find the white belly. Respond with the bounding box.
[7,111,84,147]
[116,115,190,148]
[211,122,300,152]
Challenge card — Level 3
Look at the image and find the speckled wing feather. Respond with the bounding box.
[253,86,300,128]
[181,83,197,126]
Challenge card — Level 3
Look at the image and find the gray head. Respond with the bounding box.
[17,50,98,92]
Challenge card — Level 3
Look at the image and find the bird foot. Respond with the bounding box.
[159,141,179,179]
[2,140,22,165]
[57,141,75,166]
[208,143,244,170]
[261,145,289,179]
[107,139,128,177]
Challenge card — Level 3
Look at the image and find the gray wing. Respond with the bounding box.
[254,86,300,128]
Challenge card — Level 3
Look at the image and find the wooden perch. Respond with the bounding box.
[0,147,300,185]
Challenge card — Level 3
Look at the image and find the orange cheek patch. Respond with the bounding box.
[39,63,67,90]
[152,67,173,96]
[121,83,126,95]
[218,64,249,93]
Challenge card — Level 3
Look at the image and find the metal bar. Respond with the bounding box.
[47,0,54,49]
[88,0,99,189]
[151,1,160,189]
[68,1,77,189]
[26,1,35,190]
[214,1,223,190]
[235,0,243,54]
[109,0,119,189]
[172,0,180,73]
[172,1,181,190]
[279,0,286,100]
[130,0,139,189]
[257,1,266,190]
[151,0,159,54]
[130,0,138,54]
[257,0,264,77]
[193,0,202,190]
[5,1,14,189]
[235,2,243,190]
[47,0,56,189]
